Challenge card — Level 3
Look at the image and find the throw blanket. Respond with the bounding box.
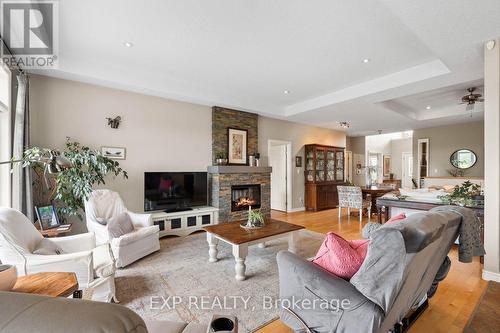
[362,206,485,263]
[430,206,485,263]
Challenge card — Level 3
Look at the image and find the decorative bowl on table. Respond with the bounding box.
[0,264,18,291]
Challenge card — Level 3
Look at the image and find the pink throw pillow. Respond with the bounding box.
[386,212,406,224]
[312,232,369,280]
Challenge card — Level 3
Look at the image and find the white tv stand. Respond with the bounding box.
[151,206,219,237]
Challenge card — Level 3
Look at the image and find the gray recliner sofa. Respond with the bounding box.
[277,210,466,333]
[0,291,206,333]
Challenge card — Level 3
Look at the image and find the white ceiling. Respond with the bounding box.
[33,0,500,135]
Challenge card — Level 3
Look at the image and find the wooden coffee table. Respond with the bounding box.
[12,272,80,298]
[203,219,304,281]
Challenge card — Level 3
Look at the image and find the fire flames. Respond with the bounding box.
[235,197,257,207]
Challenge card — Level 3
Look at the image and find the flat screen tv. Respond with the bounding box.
[144,172,208,212]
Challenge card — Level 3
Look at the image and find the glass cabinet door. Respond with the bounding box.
[305,147,314,182]
[315,148,325,182]
[335,151,344,181]
[326,149,335,181]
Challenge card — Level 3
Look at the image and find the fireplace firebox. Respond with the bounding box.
[231,184,261,211]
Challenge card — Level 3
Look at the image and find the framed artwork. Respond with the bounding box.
[227,128,248,165]
[383,155,391,177]
[295,156,302,167]
[35,204,61,230]
[101,146,126,160]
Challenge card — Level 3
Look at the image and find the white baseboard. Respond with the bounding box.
[287,207,305,213]
[482,269,500,282]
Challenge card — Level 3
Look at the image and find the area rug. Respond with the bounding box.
[464,281,500,332]
[115,229,324,332]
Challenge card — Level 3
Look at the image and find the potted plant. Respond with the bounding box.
[23,139,128,220]
[215,152,228,165]
[241,207,265,229]
[438,181,482,207]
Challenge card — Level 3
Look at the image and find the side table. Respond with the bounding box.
[12,272,80,298]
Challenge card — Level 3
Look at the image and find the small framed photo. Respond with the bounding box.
[227,128,248,165]
[383,155,391,177]
[295,156,302,167]
[101,146,126,160]
[35,204,61,230]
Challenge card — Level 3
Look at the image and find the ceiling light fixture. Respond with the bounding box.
[339,122,350,129]
[425,105,432,110]
[122,41,134,48]
[363,58,371,63]
[283,90,290,94]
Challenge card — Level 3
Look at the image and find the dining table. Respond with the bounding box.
[361,185,395,215]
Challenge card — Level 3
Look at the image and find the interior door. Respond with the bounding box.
[269,144,287,212]
[402,152,413,189]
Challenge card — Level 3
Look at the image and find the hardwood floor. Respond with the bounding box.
[256,209,487,333]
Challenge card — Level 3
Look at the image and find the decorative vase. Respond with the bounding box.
[216,158,228,165]
[0,265,17,291]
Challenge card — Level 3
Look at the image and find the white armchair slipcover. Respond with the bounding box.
[84,190,160,268]
[0,207,117,302]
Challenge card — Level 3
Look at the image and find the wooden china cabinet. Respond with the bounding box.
[304,144,345,211]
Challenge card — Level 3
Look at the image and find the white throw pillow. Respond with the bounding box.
[33,238,64,255]
[107,212,134,238]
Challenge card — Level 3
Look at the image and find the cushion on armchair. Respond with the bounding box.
[33,238,64,255]
[107,212,134,238]
[312,232,369,280]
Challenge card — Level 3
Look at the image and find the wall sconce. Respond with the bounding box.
[106,116,121,129]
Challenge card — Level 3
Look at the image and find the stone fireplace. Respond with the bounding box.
[208,166,271,222]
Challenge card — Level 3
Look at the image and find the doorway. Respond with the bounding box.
[268,140,292,212]
[402,152,413,189]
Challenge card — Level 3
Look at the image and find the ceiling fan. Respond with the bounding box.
[460,87,484,114]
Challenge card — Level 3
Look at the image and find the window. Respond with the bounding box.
[0,61,11,207]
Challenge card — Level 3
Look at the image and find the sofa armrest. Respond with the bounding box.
[50,232,96,253]
[25,251,94,286]
[127,212,153,228]
[277,251,383,333]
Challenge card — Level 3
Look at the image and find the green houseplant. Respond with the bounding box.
[23,139,128,219]
[241,207,265,229]
[438,181,482,207]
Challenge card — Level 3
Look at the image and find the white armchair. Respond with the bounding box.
[0,207,117,302]
[84,190,160,268]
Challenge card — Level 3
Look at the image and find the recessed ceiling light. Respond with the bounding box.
[363,58,371,63]
[283,90,290,94]
[425,105,432,110]
[122,41,134,48]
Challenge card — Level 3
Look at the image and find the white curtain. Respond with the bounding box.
[11,73,33,220]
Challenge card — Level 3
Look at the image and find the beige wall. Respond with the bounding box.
[347,136,366,186]
[412,122,484,178]
[390,138,412,180]
[30,75,346,214]
[258,117,346,209]
[30,75,212,212]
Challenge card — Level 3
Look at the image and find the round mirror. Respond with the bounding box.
[450,149,477,169]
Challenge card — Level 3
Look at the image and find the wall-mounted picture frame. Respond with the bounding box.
[101,146,126,160]
[295,156,302,167]
[35,204,61,230]
[227,128,248,165]
[383,155,391,177]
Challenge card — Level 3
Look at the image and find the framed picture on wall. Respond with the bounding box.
[383,155,391,177]
[101,146,126,160]
[227,128,248,165]
[295,156,302,167]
